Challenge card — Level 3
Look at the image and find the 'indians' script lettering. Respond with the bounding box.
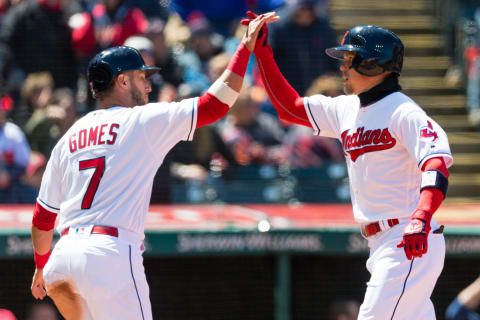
[341,127,396,161]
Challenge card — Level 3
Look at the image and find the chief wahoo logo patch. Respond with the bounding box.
[419,121,438,142]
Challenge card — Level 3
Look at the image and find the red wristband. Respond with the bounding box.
[411,209,432,223]
[34,250,51,269]
[226,42,250,77]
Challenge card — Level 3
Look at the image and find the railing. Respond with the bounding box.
[170,162,350,204]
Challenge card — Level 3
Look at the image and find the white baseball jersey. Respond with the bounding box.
[37,98,198,238]
[304,91,451,319]
[304,91,453,223]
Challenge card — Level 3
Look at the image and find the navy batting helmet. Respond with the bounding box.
[87,46,160,97]
[325,25,404,76]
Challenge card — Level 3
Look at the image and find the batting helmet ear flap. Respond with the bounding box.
[88,61,114,95]
[390,44,404,73]
[87,46,160,98]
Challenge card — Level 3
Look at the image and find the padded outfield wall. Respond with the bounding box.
[1,204,480,319]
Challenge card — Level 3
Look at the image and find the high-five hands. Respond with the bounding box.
[241,11,279,52]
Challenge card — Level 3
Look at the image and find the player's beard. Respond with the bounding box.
[343,82,354,95]
[130,83,147,105]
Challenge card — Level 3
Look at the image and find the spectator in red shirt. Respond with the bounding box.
[70,0,148,60]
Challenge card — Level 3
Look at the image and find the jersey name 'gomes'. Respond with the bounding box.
[341,127,396,161]
[69,123,120,153]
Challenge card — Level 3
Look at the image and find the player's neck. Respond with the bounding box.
[358,73,401,107]
[97,95,134,109]
[354,73,388,95]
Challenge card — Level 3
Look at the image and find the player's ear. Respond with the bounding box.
[117,74,128,89]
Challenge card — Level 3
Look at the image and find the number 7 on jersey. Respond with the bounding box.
[79,157,105,209]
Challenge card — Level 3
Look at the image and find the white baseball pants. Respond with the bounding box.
[358,218,445,320]
[43,227,152,320]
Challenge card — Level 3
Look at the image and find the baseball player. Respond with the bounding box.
[244,12,452,319]
[29,12,279,319]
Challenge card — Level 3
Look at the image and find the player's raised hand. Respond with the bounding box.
[31,268,47,300]
[241,11,279,52]
[397,218,431,260]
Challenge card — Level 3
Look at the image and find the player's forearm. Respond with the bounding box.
[254,47,311,127]
[206,42,249,101]
[196,43,250,128]
[412,157,449,222]
[221,41,250,93]
[31,202,57,268]
[216,70,244,94]
[31,226,54,255]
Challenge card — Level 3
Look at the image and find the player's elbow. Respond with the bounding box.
[196,93,230,128]
[422,157,450,178]
[32,203,57,231]
[275,97,310,126]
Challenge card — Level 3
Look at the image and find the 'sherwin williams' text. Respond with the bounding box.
[341,127,396,161]
[69,123,120,153]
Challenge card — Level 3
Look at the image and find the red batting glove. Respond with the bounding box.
[241,11,271,55]
[397,218,431,260]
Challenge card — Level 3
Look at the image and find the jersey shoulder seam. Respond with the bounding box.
[305,97,321,135]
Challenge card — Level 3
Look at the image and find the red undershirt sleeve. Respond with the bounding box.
[254,46,311,127]
[196,93,230,128]
[412,157,450,222]
[32,202,57,231]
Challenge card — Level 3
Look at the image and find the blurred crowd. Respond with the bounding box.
[0,0,345,204]
[444,0,480,127]
[461,3,480,127]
